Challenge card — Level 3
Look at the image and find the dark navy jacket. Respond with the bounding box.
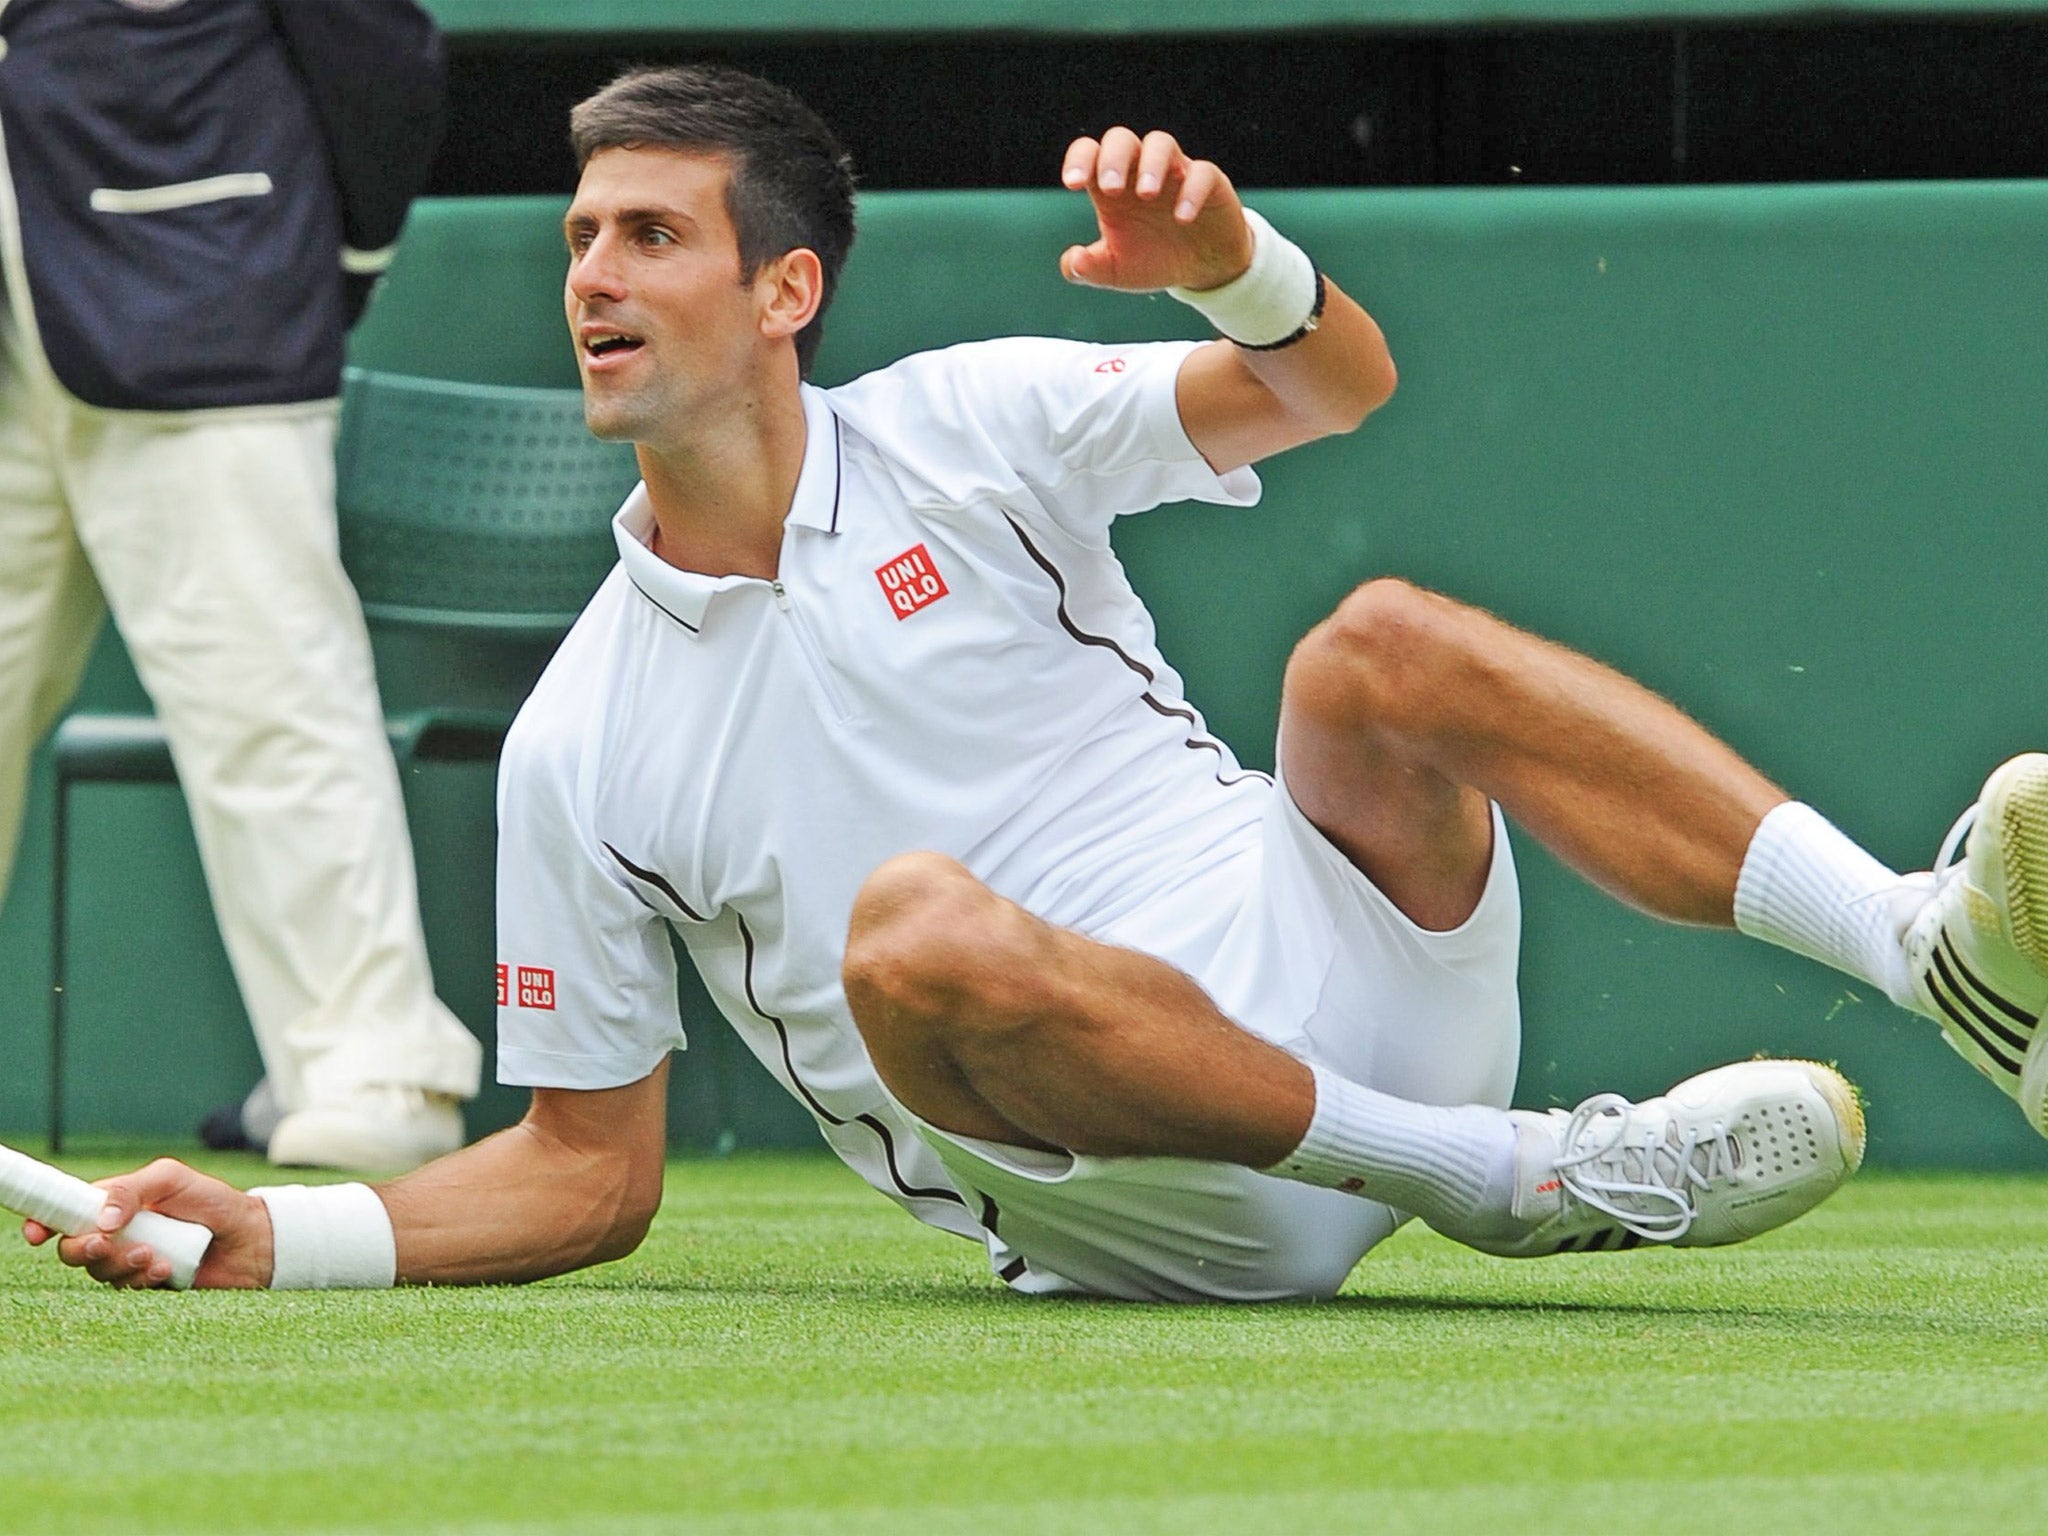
[0,0,444,411]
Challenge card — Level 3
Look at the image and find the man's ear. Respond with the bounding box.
[757,248,825,345]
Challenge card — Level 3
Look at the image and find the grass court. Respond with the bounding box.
[2,1150,2045,1534]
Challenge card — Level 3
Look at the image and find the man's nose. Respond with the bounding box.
[568,232,628,303]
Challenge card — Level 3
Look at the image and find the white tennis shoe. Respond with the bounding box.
[1901,753,2048,1134]
[1468,1059,1865,1257]
[266,1085,465,1172]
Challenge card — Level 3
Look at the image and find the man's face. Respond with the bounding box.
[563,146,759,444]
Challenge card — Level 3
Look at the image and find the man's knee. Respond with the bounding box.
[1284,577,1478,737]
[842,852,1040,1030]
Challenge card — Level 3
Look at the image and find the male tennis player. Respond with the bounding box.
[36,66,2048,1297]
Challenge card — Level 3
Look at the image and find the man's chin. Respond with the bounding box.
[580,399,647,443]
[580,375,682,446]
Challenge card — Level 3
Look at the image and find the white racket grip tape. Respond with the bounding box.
[0,1144,213,1289]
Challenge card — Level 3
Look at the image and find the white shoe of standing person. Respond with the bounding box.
[266,1084,466,1172]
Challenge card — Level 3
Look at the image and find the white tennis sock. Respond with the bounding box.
[1733,800,1921,1007]
[1265,1063,1521,1240]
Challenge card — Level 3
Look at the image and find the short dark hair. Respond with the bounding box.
[570,65,857,376]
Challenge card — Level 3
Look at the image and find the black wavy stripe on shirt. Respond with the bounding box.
[1001,513,1270,790]
[733,912,965,1208]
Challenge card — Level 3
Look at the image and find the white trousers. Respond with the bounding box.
[0,330,481,1113]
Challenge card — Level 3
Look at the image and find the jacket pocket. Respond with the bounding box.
[89,172,273,215]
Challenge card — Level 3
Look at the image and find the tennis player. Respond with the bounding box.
[36,66,2048,1297]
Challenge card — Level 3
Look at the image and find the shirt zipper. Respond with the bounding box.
[771,579,853,723]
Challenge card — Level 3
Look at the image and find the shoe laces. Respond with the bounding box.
[1934,803,1979,880]
[1892,804,1977,975]
[1551,1094,1738,1243]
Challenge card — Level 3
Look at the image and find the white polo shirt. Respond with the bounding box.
[494,336,1263,1237]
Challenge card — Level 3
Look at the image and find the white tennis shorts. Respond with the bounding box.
[915,773,1524,1302]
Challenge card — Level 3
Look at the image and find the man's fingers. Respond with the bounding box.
[1061,136,1099,190]
[22,1218,52,1247]
[1059,240,1116,288]
[1093,126,1142,194]
[94,1157,201,1232]
[43,1158,208,1289]
[114,1242,155,1287]
[59,1229,166,1286]
[1174,160,1225,223]
[1135,131,1182,199]
[104,1241,164,1288]
[117,1247,172,1290]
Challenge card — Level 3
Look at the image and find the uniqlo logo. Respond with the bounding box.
[495,963,509,1007]
[875,544,949,620]
[516,966,556,1010]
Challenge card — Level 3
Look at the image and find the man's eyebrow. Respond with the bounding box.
[563,205,700,234]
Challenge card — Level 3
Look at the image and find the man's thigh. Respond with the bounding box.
[1278,581,1505,932]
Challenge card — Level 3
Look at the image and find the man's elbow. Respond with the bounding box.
[1344,355,1398,432]
[1304,356,1397,440]
[589,1187,659,1269]
[585,1156,665,1264]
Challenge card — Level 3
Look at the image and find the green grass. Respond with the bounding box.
[3,1153,2047,1534]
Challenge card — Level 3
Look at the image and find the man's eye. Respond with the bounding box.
[641,228,675,247]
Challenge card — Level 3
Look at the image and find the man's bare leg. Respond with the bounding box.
[843,852,1524,1240]
[843,847,1861,1254]
[1277,577,1918,1002]
[1279,577,1785,931]
[846,852,1309,1161]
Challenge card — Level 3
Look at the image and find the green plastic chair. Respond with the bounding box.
[45,368,639,1147]
[336,368,638,633]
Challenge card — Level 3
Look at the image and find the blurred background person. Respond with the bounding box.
[0,0,480,1170]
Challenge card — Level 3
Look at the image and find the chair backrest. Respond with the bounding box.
[336,367,642,635]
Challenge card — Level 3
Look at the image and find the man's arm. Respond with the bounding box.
[28,1064,671,1290]
[1060,128,1397,473]
[265,0,447,323]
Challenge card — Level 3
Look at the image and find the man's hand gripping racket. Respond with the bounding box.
[3,1143,232,1289]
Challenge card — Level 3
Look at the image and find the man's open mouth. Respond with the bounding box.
[584,331,645,360]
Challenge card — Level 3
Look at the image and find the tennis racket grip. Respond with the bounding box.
[0,1144,213,1289]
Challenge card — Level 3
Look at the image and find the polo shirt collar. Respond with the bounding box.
[612,384,843,634]
[786,383,845,534]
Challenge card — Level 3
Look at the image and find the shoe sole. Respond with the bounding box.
[1982,755,2048,1135]
[1805,1060,1868,1177]
[1985,753,2048,971]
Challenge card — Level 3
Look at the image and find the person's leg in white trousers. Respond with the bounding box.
[0,340,481,1171]
[0,342,100,905]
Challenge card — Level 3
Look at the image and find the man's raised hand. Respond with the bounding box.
[1060,128,1252,295]
[24,1158,273,1289]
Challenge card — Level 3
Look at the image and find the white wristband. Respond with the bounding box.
[1167,208,1324,349]
[252,1183,397,1290]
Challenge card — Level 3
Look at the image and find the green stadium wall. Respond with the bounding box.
[2,181,2043,1168]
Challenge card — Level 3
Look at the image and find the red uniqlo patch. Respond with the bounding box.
[875,543,949,620]
[516,966,557,1010]
[495,963,509,1007]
